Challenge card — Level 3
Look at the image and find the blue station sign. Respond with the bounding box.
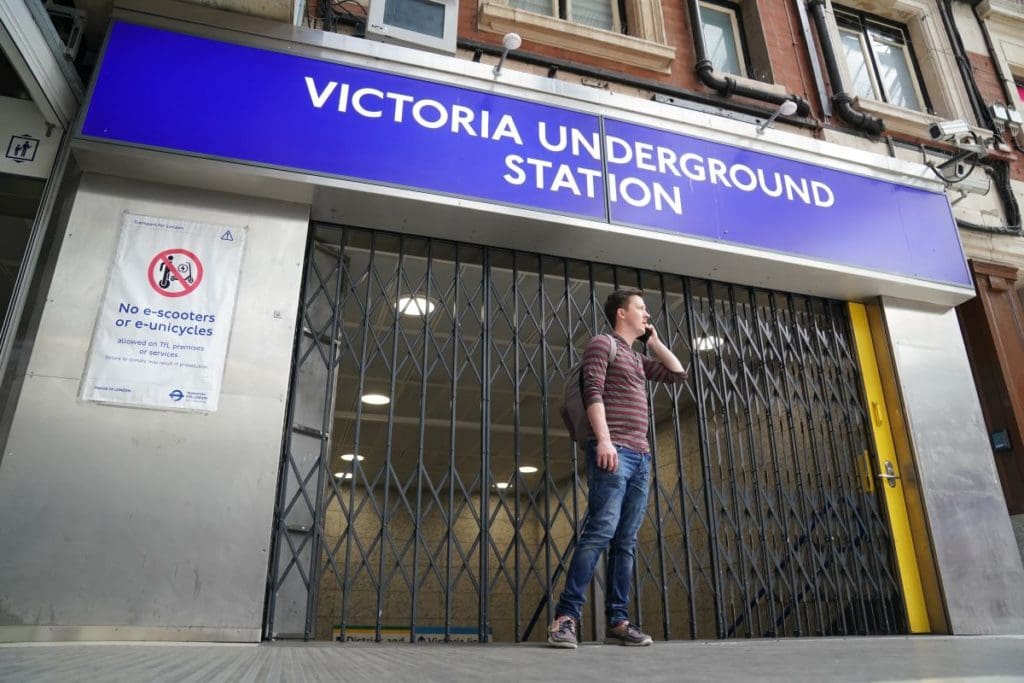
[81,21,971,288]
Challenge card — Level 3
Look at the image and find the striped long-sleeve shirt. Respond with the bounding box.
[581,333,688,453]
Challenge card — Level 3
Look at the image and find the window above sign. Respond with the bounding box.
[477,0,677,73]
[821,0,978,138]
[834,7,928,112]
[699,0,748,78]
[692,0,782,93]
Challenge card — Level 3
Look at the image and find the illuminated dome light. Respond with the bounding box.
[341,454,365,462]
[361,393,390,405]
[518,466,539,474]
[694,335,724,352]
[494,482,510,490]
[396,296,436,316]
[334,472,354,480]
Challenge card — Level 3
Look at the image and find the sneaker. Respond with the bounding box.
[604,620,652,646]
[547,615,578,649]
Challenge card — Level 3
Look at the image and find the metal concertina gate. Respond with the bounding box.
[264,223,905,643]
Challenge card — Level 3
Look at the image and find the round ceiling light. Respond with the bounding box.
[694,336,724,352]
[396,296,436,316]
[340,454,365,462]
[361,393,390,405]
[518,466,539,474]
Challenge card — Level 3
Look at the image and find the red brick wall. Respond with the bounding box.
[968,51,1024,183]
[460,0,821,112]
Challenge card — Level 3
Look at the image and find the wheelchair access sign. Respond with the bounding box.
[81,212,246,411]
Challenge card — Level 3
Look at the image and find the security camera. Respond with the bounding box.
[955,173,990,196]
[929,119,971,141]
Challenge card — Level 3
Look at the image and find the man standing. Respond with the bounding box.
[548,288,687,648]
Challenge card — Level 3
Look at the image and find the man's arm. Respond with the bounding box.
[643,326,686,376]
[586,401,618,473]
[581,335,619,472]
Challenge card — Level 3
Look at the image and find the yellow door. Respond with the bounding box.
[848,303,930,633]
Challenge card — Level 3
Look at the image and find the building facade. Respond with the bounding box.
[0,0,1023,643]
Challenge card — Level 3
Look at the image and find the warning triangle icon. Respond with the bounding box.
[221,230,234,241]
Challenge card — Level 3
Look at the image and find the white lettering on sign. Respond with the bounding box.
[305,76,524,144]
[303,75,839,217]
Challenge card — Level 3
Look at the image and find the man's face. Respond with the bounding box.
[619,295,650,336]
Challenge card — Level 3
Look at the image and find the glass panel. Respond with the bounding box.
[870,33,922,111]
[700,4,743,76]
[508,0,556,18]
[572,0,614,31]
[839,28,877,100]
[383,0,446,38]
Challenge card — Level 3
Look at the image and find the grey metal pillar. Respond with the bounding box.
[878,297,1024,635]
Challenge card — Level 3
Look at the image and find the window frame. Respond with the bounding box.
[698,0,751,79]
[562,0,624,33]
[833,5,932,114]
[477,0,677,73]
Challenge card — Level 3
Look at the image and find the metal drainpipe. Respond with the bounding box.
[805,0,885,136]
[936,0,995,132]
[966,0,1022,233]
[970,0,1020,114]
[685,0,810,117]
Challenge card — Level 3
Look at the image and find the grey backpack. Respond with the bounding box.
[560,334,617,445]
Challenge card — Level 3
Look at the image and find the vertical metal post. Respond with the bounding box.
[684,277,725,637]
[480,248,491,642]
[375,236,406,641]
[410,240,433,640]
[341,228,376,640]
[444,243,462,642]
[651,272,671,640]
[512,252,523,642]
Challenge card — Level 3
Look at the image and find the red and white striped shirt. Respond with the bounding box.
[581,333,688,453]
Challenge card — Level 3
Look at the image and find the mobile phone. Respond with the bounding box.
[639,326,653,343]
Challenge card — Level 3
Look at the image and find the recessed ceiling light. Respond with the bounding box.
[361,393,390,405]
[341,454,365,462]
[334,472,353,479]
[694,335,724,352]
[518,466,538,474]
[494,482,510,489]
[397,296,436,316]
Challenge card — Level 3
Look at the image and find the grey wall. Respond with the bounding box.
[0,174,309,642]
[880,298,1024,635]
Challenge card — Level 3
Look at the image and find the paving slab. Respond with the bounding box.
[2,635,1024,682]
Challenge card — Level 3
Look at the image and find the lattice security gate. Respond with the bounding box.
[264,223,905,642]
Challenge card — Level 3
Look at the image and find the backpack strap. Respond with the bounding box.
[577,334,619,399]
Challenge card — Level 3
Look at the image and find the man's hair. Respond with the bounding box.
[604,288,643,326]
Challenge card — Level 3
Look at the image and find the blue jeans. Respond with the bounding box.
[555,442,650,625]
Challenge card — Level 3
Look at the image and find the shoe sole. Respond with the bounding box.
[547,637,578,649]
[604,637,653,646]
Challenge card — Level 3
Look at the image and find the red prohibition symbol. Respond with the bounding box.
[148,248,204,298]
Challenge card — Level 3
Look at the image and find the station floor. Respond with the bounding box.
[2,634,1023,682]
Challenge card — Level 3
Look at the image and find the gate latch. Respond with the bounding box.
[876,460,900,488]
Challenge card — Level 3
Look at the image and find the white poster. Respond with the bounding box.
[81,212,247,411]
